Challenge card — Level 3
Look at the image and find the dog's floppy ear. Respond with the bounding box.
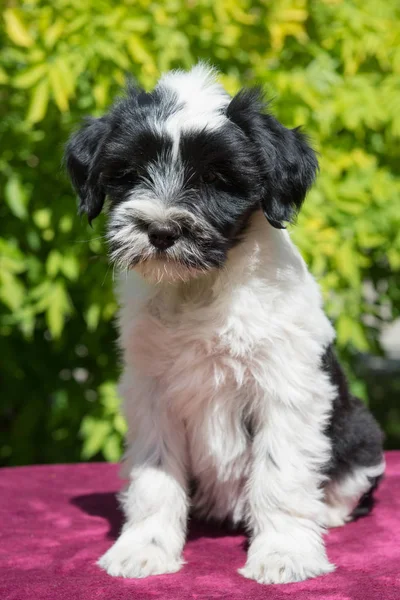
[65,116,110,224]
[227,88,318,229]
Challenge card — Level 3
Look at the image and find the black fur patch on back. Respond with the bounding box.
[321,345,384,518]
[321,345,384,479]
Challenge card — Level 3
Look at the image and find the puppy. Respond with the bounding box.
[66,64,384,584]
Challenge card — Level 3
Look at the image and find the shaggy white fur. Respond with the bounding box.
[158,63,230,145]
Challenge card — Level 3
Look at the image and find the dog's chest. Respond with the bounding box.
[130,286,263,397]
[129,297,258,521]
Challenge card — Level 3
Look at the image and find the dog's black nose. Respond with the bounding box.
[148,223,180,250]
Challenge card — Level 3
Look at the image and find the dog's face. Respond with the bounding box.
[66,64,318,282]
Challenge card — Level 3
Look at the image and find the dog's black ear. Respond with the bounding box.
[65,117,110,224]
[227,89,318,229]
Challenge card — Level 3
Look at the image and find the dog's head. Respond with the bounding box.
[66,64,318,283]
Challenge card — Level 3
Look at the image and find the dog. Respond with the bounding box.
[66,64,385,584]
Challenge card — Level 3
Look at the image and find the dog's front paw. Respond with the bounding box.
[239,552,334,584]
[98,532,183,578]
[238,534,334,584]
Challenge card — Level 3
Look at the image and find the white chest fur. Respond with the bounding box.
[117,214,336,522]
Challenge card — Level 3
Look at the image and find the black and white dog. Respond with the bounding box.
[66,64,384,584]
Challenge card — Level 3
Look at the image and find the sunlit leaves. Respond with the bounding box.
[28,280,72,338]
[80,383,127,461]
[1,0,399,464]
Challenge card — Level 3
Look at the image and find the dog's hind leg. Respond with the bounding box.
[322,347,385,527]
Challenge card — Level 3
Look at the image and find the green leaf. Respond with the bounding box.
[114,414,127,435]
[13,64,48,89]
[27,79,50,123]
[4,8,33,48]
[85,304,101,331]
[335,240,360,285]
[0,271,25,311]
[46,250,61,277]
[387,248,400,271]
[33,208,51,229]
[49,65,69,112]
[103,434,122,462]
[337,314,354,346]
[56,57,75,97]
[4,176,29,220]
[80,418,111,459]
[0,67,8,84]
[44,19,65,49]
[337,314,368,351]
[45,282,72,338]
[60,254,79,281]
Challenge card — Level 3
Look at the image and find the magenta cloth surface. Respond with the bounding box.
[0,454,399,600]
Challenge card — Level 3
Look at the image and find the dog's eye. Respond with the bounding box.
[116,170,139,183]
[200,171,217,184]
[106,169,140,187]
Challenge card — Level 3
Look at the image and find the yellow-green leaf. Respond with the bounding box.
[387,248,400,271]
[44,19,65,49]
[337,314,354,346]
[4,176,29,220]
[14,64,48,89]
[103,434,122,462]
[49,66,69,112]
[33,208,51,229]
[4,9,33,48]
[27,79,49,123]
[46,250,61,277]
[0,271,25,311]
[46,282,72,338]
[61,254,79,281]
[85,304,101,331]
[80,418,111,459]
[0,67,9,85]
[55,58,75,96]
[335,240,360,285]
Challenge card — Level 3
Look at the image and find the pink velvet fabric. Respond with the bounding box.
[1,453,399,600]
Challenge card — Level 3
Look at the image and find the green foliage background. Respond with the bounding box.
[1,0,399,466]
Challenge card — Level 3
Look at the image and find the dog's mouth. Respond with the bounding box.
[109,236,228,284]
[133,256,207,283]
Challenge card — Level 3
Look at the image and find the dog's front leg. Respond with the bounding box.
[99,384,188,578]
[239,401,335,584]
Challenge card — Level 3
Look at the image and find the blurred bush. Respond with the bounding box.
[1,0,399,466]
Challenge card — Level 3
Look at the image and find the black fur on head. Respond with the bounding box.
[227,88,318,228]
[65,65,319,283]
[65,116,111,224]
